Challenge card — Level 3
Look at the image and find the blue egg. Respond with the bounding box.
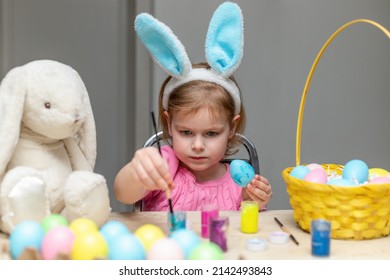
[170,229,201,259]
[230,160,255,187]
[327,178,358,187]
[342,159,369,184]
[290,165,311,180]
[9,220,45,259]
[100,220,129,246]
[108,232,146,260]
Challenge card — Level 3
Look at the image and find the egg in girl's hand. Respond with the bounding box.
[342,159,369,184]
[230,160,255,187]
[290,165,310,180]
[304,168,327,184]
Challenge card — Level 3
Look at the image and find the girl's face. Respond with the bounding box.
[165,108,239,181]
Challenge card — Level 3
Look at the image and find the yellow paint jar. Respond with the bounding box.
[240,201,259,233]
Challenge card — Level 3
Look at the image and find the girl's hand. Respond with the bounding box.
[129,147,174,192]
[244,174,272,210]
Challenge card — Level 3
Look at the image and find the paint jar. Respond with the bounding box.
[209,216,229,252]
[240,201,259,233]
[311,219,331,257]
[168,211,186,233]
[201,204,219,238]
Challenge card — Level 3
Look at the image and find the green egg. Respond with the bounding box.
[188,242,224,260]
[41,214,69,233]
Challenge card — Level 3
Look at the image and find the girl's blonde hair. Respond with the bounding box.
[158,63,246,156]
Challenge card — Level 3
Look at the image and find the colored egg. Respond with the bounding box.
[71,231,108,260]
[69,217,98,236]
[230,160,255,187]
[147,238,184,260]
[307,163,323,171]
[369,168,390,178]
[9,220,45,259]
[304,168,327,184]
[134,224,166,251]
[100,220,129,245]
[290,165,311,180]
[342,159,369,184]
[108,233,145,260]
[41,214,69,233]
[369,176,390,185]
[327,178,358,187]
[41,226,75,260]
[170,229,201,259]
[188,241,224,260]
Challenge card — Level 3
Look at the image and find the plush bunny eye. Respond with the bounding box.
[44,102,51,109]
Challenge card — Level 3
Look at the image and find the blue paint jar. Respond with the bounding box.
[311,219,331,257]
[168,211,186,233]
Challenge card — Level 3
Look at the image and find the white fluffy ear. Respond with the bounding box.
[0,66,27,180]
[69,68,97,170]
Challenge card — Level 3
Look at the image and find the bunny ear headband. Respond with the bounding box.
[135,2,244,114]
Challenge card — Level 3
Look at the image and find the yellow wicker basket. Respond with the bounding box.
[282,19,390,240]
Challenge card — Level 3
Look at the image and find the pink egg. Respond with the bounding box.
[147,238,184,260]
[307,163,324,171]
[304,168,328,184]
[41,226,75,260]
[369,176,390,185]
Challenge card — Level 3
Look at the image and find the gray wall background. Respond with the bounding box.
[1,0,390,212]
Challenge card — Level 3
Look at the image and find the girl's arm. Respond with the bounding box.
[114,147,174,205]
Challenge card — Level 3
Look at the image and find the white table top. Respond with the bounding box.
[1,209,389,260]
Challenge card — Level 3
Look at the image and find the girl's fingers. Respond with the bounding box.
[132,148,172,191]
[250,175,272,195]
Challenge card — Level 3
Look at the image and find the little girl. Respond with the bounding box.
[114,2,272,211]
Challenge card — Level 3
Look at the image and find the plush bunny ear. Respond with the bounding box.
[0,66,27,179]
[205,2,244,78]
[68,67,97,170]
[135,13,192,78]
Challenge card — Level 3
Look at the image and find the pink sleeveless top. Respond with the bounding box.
[143,145,243,211]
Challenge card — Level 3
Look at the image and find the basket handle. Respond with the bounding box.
[296,19,390,166]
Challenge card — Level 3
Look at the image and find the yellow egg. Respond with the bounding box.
[134,224,166,251]
[369,168,390,178]
[69,218,98,236]
[71,231,108,260]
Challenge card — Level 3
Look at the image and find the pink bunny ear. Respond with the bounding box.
[0,66,26,179]
[161,145,179,179]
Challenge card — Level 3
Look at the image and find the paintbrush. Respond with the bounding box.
[274,217,299,245]
[150,112,175,218]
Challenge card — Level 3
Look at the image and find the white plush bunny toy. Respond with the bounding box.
[0,59,111,234]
